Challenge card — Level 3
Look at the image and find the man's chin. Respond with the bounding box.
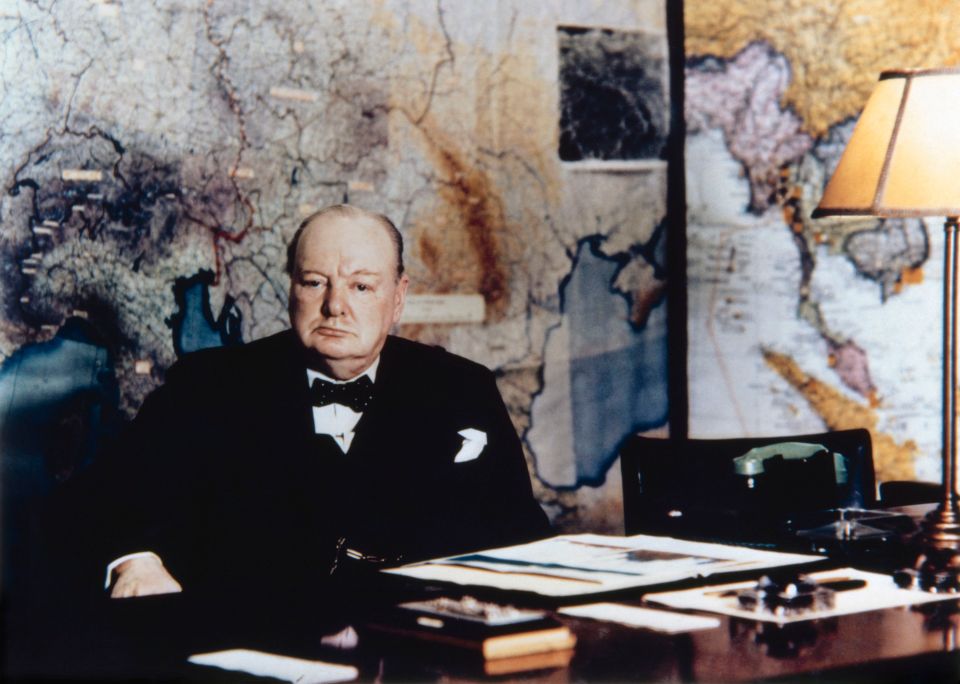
[305,340,353,358]
[300,332,361,356]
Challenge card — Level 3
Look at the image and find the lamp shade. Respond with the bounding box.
[813,67,960,219]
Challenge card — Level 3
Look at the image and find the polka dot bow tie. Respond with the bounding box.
[309,375,375,413]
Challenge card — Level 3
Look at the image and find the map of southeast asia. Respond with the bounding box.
[685,0,960,483]
[0,1,670,532]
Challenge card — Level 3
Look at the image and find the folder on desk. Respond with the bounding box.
[384,533,824,598]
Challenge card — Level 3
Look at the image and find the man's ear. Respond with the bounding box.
[392,274,409,324]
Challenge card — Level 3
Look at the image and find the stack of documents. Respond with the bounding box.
[368,596,576,660]
[385,534,823,597]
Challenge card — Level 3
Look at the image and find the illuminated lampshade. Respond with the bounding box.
[813,68,960,219]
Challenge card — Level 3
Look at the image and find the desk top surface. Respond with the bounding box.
[6,506,960,683]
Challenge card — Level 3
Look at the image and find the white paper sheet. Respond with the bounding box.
[187,649,358,683]
[647,568,959,623]
[559,602,721,633]
[384,533,823,597]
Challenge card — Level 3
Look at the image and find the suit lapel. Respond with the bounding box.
[347,337,461,466]
[348,337,401,458]
[258,331,343,463]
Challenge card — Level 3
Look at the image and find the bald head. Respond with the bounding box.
[286,204,404,281]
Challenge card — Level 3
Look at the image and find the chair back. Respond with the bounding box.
[620,429,875,544]
[878,480,941,507]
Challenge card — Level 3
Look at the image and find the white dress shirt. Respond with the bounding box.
[306,357,378,453]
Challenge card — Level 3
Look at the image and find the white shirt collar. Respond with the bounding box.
[305,357,379,454]
[306,356,379,387]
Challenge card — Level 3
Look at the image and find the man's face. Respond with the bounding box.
[289,215,408,378]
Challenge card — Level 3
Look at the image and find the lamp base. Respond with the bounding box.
[920,500,960,549]
[889,501,960,593]
[893,544,960,593]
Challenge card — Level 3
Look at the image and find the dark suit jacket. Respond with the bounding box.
[97,331,550,609]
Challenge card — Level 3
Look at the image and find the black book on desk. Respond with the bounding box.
[365,595,576,662]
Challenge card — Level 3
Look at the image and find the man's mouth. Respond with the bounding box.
[314,326,352,337]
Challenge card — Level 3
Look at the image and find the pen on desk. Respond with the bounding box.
[817,578,869,592]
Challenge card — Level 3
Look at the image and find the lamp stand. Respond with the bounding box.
[922,216,960,548]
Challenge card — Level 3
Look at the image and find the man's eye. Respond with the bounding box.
[355,283,370,292]
[302,279,324,288]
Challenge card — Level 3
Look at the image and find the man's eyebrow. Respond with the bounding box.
[296,267,384,278]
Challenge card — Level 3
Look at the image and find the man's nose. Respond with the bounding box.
[322,283,346,317]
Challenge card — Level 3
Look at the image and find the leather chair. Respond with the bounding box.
[1,318,120,677]
[619,429,876,546]
[878,480,942,507]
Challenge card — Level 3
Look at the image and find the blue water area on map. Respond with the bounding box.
[170,270,244,357]
[563,237,668,487]
[0,318,119,590]
[178,280,223,353]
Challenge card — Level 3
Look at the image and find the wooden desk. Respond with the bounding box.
[8,589,959,683]
[6,511,960,683]
[562,598,959,683]
[361,593,959,682]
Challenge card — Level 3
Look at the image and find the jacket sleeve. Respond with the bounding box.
[479,368,552,542]
[78,354,217,589]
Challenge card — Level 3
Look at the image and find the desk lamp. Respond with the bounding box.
[812,67,960,552]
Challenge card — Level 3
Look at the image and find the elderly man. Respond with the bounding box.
[102,204,549,606]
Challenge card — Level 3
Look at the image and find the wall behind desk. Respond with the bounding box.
[684,0,960,486]
[0,1,672,534]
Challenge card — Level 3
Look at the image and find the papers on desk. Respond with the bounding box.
[384,533,823,597]
[559,602,721,633]
[187,649,358,683]
[647,567,960,624]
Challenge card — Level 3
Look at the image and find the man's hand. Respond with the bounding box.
[110,555,182,598]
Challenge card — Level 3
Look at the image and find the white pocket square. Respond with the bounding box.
[454,428,487,463]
